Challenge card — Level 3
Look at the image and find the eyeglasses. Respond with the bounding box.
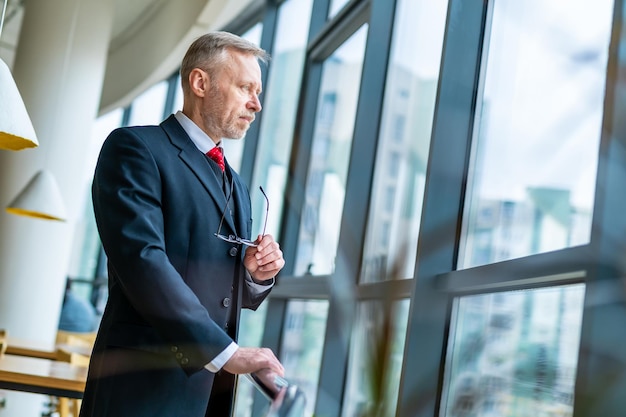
[215,185,269,247]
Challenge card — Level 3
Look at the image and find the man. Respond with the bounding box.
[80,32,285,417]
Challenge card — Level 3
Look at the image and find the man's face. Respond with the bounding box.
[203,51,262,140]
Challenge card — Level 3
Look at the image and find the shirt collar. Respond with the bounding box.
[174,110,220,154]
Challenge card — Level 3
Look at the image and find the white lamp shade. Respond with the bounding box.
[0,58,39,151]
[6,170,67,221]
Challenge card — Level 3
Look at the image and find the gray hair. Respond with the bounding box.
[180,31,269,93]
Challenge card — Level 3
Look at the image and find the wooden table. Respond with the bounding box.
[5,337,57,360]
[0,353,87,399]
[6,337,92,359]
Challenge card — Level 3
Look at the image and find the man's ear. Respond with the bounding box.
[189,68,208,98]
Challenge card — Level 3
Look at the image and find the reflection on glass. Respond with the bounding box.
[342,300,409,417]
[280,300,329,417]
[441,284,585,417]
[222,22,263,171]
[295,25,368,275]
[233,303,269,417]
[128,81,168,126]
[361,0,448,283]
[251,0,314,239]
[459,0,614,269]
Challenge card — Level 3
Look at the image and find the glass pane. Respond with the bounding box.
[361,0,449,283]
[233,303,269,417]
[295,25,369,276]
[127,80,168,126]
[251,0,314,239]
[67,109,124,280]
[222,22,263,172]
[459,0,614,269]
[342,299,410,417]
[173,73,183,114]
[280,300,329,417]
[441,284,585,417]
[328,0,349,19]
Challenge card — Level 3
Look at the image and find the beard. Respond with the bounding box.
[204,94,254,140]
[220,113,254,139]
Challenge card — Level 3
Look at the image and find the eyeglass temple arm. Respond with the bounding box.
[259,186,269,236]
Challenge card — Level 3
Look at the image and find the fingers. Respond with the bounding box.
[245,235,285,279]
[256,236,285,268]
[222,347,284,376]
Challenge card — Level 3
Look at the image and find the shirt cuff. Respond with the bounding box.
[247,275,275,290]
[244,269,275,290]
[204,342,239,373]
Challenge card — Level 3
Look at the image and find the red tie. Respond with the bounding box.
[207,147,225,172]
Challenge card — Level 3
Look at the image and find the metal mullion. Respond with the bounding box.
[268,275,331,299]
[276,0,336,276]
[574,1,626,415]
[239,1,279,183]
[396,0,488,415]
[355,278,414,301]
[307,0,369,60]
[254,297,289,417]
[312,0,397,415]
[239,5,284,415]
[161,71,178,120]
[220,0,266,34]
[277,58,323,276]
[436,245,592,294]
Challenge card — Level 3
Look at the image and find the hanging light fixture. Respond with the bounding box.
[2,0,66,221]
[6,170,67,221]
[0,0,38,150]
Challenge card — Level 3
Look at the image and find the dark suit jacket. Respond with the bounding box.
[80,115,271,417]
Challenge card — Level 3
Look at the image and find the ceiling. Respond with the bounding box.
[0,0,256,112]
[0,0,167,67]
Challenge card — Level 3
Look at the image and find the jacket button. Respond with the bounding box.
[229,247,238,257]
[181,358,189,365]
[171,346,178,353]
[176,352,183,359]
[222,297,231,308]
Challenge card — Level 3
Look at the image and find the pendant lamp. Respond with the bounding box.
[0,0,38,150]
[1,0,66,221]
[6,170,67,221]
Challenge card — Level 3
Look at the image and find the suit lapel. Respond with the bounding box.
[160,115,237,234]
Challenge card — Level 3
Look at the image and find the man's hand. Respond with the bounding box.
[244,234,285,282]
[222,346,284,376]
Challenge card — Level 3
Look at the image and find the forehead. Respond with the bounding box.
[220,50,262,85]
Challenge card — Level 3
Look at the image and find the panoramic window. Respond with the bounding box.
[342,299,409,417]
[280,300,329,417]
[294,25,369,276]
[458,0,614,268]
[127,80,168,126]
[441,284,585,417]
[360,0,449,283]
[251,0,314,238]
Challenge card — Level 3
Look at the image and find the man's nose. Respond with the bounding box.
[249,95,262,112]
